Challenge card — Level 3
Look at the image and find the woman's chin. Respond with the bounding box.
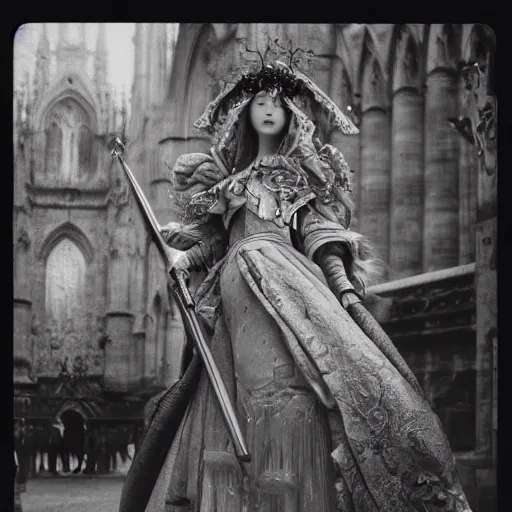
[256,126,282,136]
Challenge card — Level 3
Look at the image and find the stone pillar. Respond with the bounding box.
[359,109,391,271]
[458,136,478,264]
[328,55,361,229]
[143,243,163,385]
[453,50,497,510]
[130,302,145,390]
[474,217,497,512]
[166,310,186,386]
[335,132,360,229]
[131,326,146,389]
[161,312,171,385]
[389,89,424,278]
[143,312,157,384]
[473,70,497,512]
[155,297,165,383]
[104,312,133,391]
[422,70,460,272]
[104,207,135,391]
[13,209,34,383]
[13,300,33,382]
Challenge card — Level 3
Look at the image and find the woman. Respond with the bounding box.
[140,58,471,511]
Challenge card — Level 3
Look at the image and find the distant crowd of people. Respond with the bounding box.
[13,417,144,479]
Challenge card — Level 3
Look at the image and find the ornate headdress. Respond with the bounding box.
[170,37,358,228]
[194,37,359,140]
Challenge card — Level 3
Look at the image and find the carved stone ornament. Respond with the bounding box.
[16,229,31,252]
[452,62,496,177]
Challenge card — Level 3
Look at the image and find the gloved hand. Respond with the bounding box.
[160,221,204,250]
[170,253,191,286]
[340,291,361,309]
[314,243,362,310]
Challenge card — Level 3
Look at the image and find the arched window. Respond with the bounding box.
[45,121,63,176]
[44,98,94,184]
[45,238,87,336]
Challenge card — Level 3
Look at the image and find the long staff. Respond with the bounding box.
[111,137,251,462]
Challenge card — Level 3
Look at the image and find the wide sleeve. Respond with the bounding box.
[161,216,228,275]
[295,204,383,297]
[169,150,248,229]
[164,152,230,271]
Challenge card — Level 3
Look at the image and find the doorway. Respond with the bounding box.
[59,409,86,474]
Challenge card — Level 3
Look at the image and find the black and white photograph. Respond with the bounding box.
[13,23,497,512]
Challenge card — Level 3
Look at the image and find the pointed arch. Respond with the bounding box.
[463,24,496,94]
[42,96,95,183]
[426,24,462,74]
[34,71,101,133]
[39,222,94,264]
[334,26,356,91]
[391,24,422,93]
[185,24,218,135]
[56,401,91,422]
[44,237,87,337]
[162,23,216,143]
[360,29,388,113]
[356,26,385,92]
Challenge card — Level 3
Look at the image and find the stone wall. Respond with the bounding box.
[152,24,493,282]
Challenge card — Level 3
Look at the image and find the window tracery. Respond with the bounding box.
[44,98,95,183]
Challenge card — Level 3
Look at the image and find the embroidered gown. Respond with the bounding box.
[143,73,472,512]
[145,159,471,512]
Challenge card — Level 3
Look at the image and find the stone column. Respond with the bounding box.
[359,109,391,271]
[143,243,163,385]
[472,64,497,512]
[14,300,33,382]
[143,311,157,385]
[389,89,424,278]
[328,59,361,230]
[166,309,186,386]
[103,207,135,391]
[104,312,133,391]
[359,52,391,272]
[13,209,34,383]
[154,296,165,383]
[422,70,460,272]
[458,136,478,264]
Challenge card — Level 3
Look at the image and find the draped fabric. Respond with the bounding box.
[144,225,471,511]
[137,65,472,512]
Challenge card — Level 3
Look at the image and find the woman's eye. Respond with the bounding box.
[257,102,264,106]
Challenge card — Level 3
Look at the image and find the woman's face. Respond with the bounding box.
[249,90,288,137]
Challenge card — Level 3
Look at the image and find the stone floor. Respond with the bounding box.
[19,450,132,512]
[20,476,125,512]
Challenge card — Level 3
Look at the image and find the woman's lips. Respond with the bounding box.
[263,120,275,125]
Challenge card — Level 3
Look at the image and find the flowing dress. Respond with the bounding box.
[144,157,472,512]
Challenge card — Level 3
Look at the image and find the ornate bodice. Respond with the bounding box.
[220,157,317,233]
[228,208,291,248]
[242,161,315,227]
